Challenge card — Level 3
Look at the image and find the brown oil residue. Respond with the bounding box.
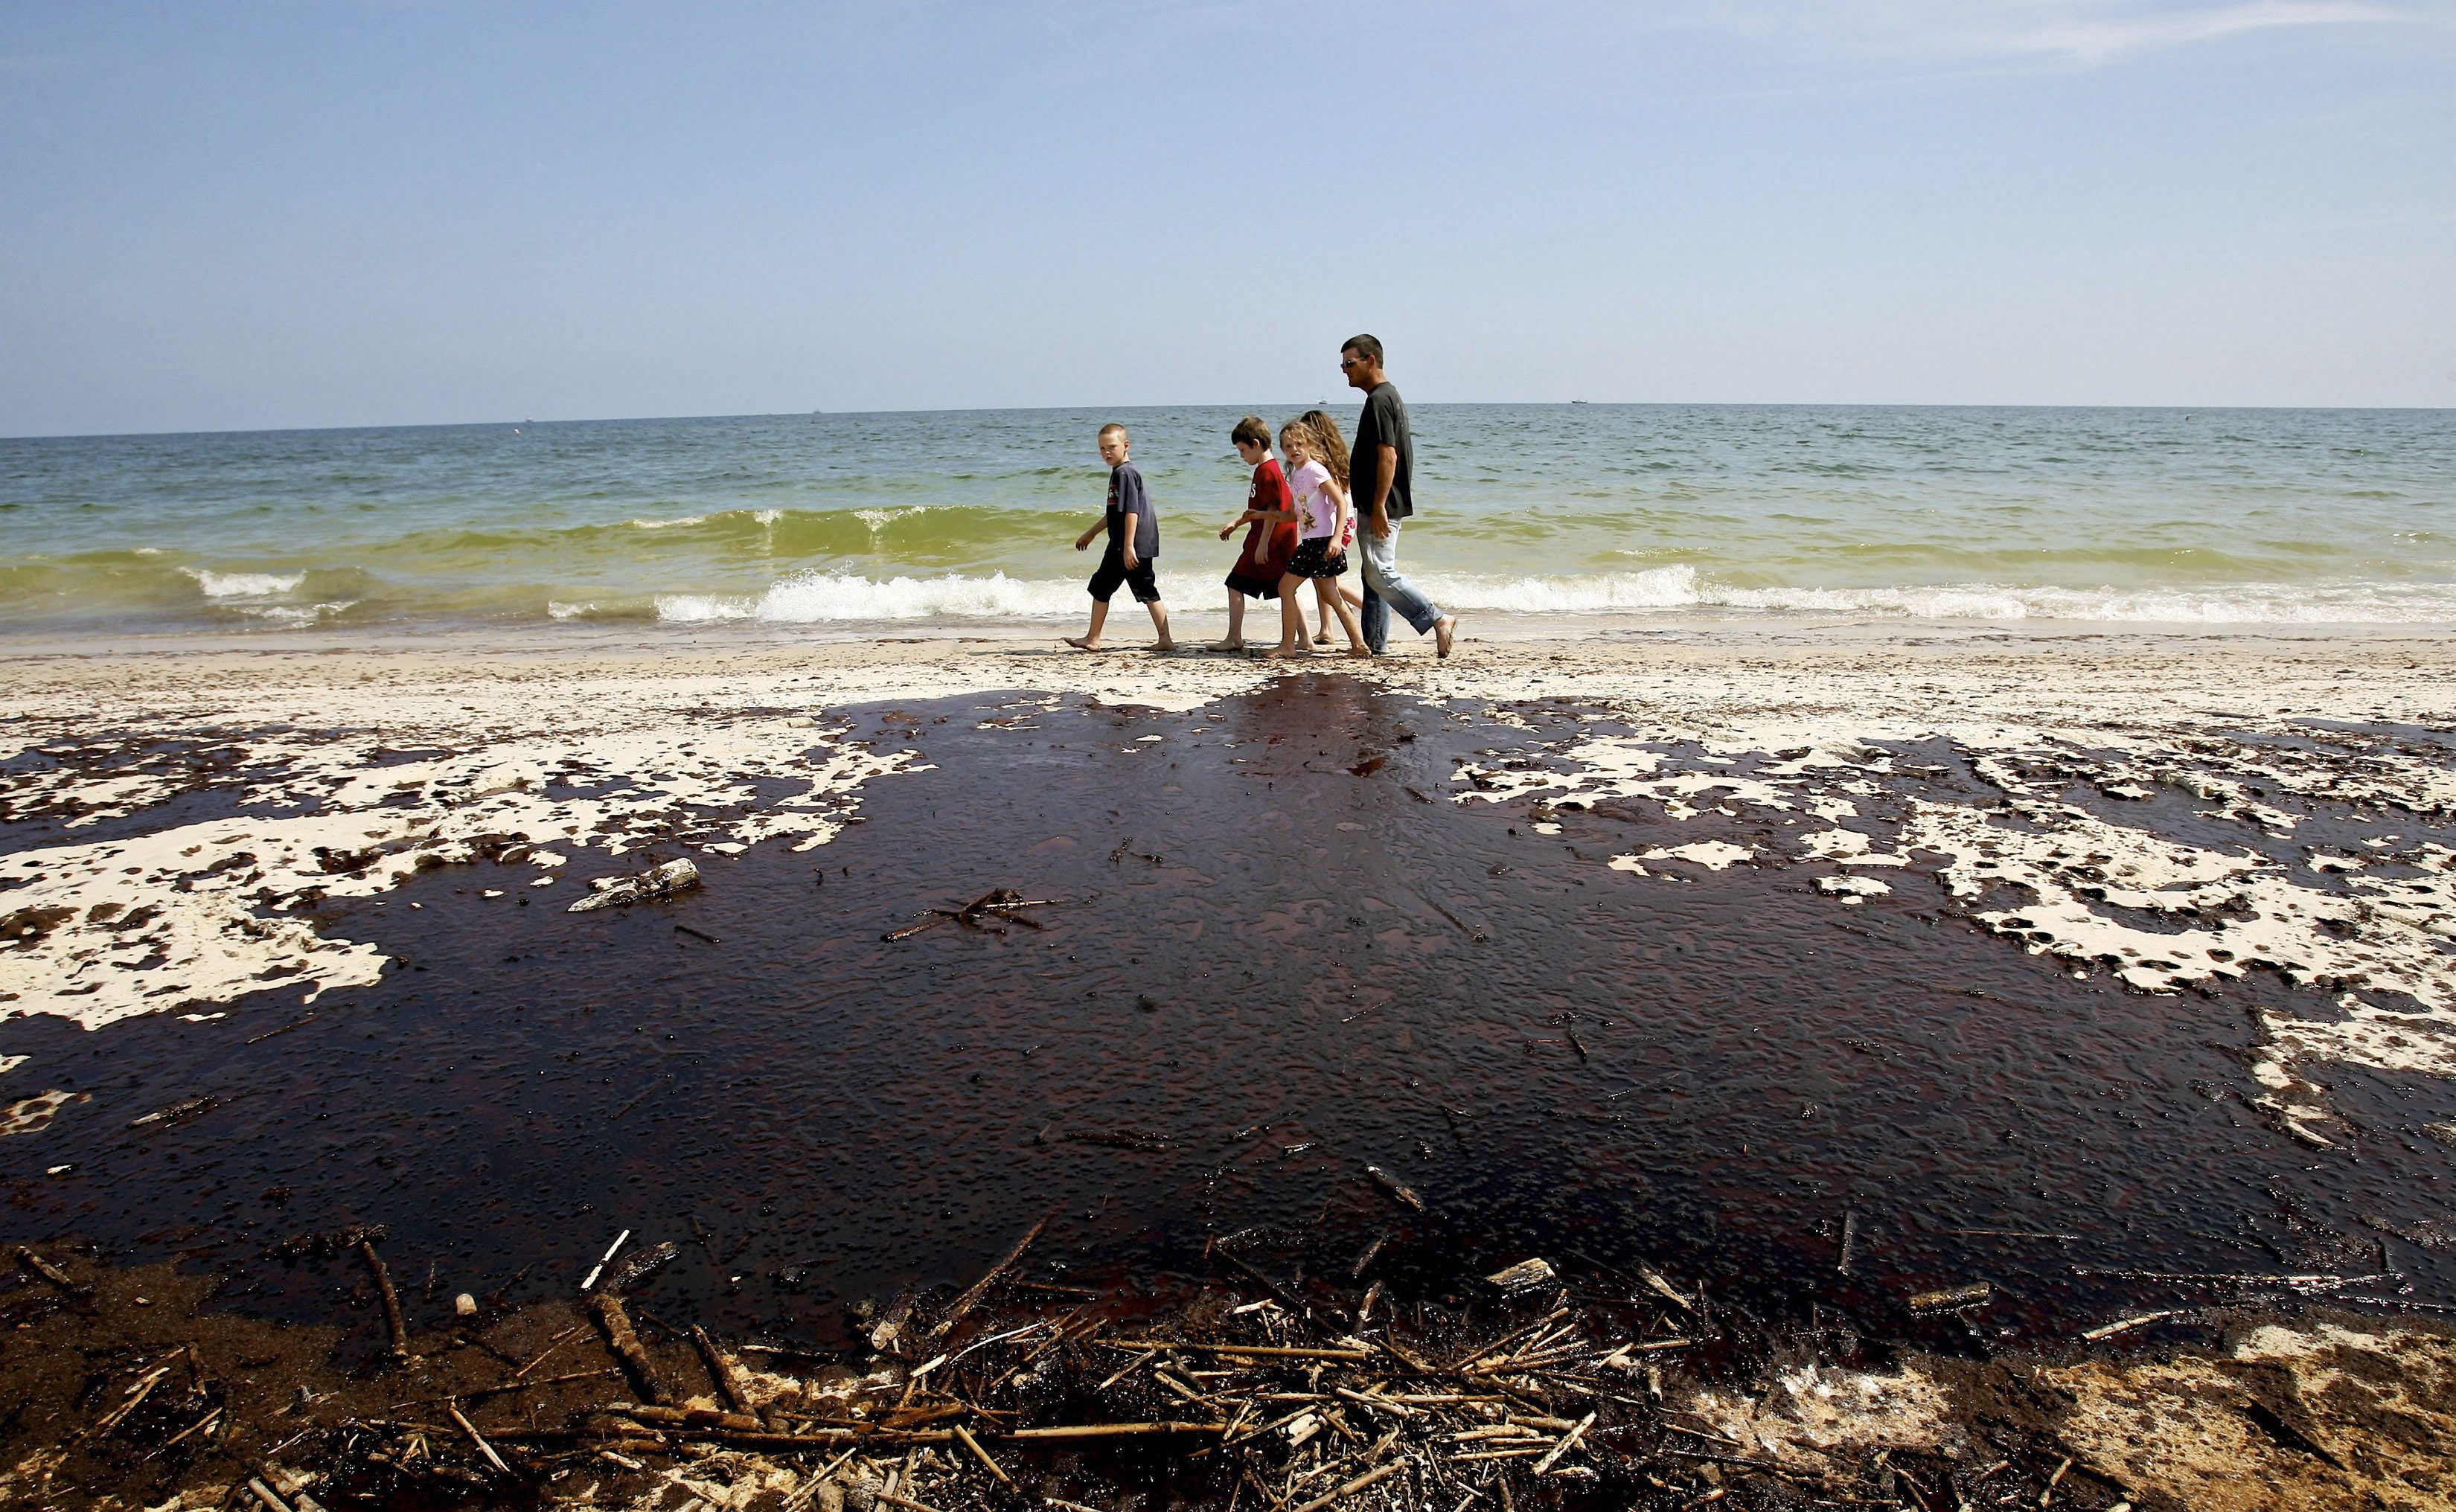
[4,675,2450,1356]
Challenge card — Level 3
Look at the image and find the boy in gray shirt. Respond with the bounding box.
[1067,422,1175,651]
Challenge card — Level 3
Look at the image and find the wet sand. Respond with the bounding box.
[4,624,2456,1509]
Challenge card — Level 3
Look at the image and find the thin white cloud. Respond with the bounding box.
[1992,1,2407,63]
[1681,1,2417,65]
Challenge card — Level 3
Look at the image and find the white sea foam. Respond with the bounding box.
[1415,566,1701,612]
[1410,567,2456,624]
[234,601,355,626]
[547,600,592,620]
[627,513,707,530]
[654,565,2456,627]
[853,505,933,536]
[186,568,304,599]
[659,569,1099,622]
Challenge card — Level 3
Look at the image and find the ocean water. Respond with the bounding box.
[1,405,2451,635]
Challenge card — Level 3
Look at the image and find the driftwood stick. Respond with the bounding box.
[1352,1234,1388,1280]
[497,1422,956,1449]
[156,1406,223,1454]
[618,1403,762,1432]
[590,1292,672,1405]
[388,1369,620,1409]
[1007,1421,1229,1441]
[448,1403,514,1476]
[513,1324,583,1380]
[358,1239,411,1360]
[1104,1340,1376,1362]
[1213,1249,1308,1316]
[246,1477,297,1512]
[951,1423,1014,1485]
[1291,1460,1404,1512]
[82,1364,173,1441]
[18,1247,96,1310]
[691,1324,758,1416]
[1529,1410,1595,1474]
[1365,1166,1427,1213]
[928,1212,1051,1339]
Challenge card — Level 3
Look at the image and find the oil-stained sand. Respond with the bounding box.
[7,664,2456,1510]
[10,674,2456,1320]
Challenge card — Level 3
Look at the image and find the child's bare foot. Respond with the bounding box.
[1345,644,1374,658]
[1206,638,1244,652]
[1064,635,1101,650]
[1153,638,1177,653]
[1312,630,1331,644]
[1434,615,1458,659]
[1261,644,1313,659]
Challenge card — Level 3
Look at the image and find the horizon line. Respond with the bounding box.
[8,398,2455,444]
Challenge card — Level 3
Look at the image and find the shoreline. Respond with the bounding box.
[8,609,2456,660]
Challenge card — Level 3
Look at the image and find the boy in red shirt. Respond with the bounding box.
[1209,414,1299,652]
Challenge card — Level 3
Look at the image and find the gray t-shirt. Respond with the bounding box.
[1106,462,1159,559]
[1351,382,1414,521]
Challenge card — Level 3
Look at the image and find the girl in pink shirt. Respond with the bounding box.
[1265,418,1369,658]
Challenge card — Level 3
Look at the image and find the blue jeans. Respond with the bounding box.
[1356,519,1444,653]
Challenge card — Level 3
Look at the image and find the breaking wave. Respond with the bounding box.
[652,566,2456,626]
[186,568,305,598]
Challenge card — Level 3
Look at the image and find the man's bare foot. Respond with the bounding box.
[1207,638,1244,652]
[1434,615,1458,659]
[1153,639,1177,653]
[1064,635,1101,650]
[1261,644,1313,659]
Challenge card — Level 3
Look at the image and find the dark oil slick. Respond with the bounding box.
[5,676,2452,1362]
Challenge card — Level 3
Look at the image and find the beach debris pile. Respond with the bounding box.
[12,1218,2452,1512]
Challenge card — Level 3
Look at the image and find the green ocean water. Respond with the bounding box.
[1,404,2451,632]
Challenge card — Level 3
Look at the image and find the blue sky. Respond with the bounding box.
[2,1,2451,435]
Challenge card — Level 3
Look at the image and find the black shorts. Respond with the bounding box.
[1089,549,1161,604]
[1225,570,1282,600]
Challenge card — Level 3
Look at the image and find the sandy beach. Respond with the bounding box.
[6,622,2456,1511]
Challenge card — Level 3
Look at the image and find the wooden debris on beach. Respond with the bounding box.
[601,1239,680,1295]
[357,1237,411,1362]
[568,856,701,913]
[589,1292,672,1405]
[927,1213,1050,1339]
[580,1228,630,1292]
[1365,1165,1427,1213]
[1907,1281,1994,1314]
[1484,1258,1555,1295]
[17,1246,97,1312]
[2081,1310,2185,1341]
[36,1189,2265,1512]
[96,1238,2220,1512]
[883,888,1068,941]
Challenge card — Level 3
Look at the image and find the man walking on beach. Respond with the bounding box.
[1342,336,1457,657]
